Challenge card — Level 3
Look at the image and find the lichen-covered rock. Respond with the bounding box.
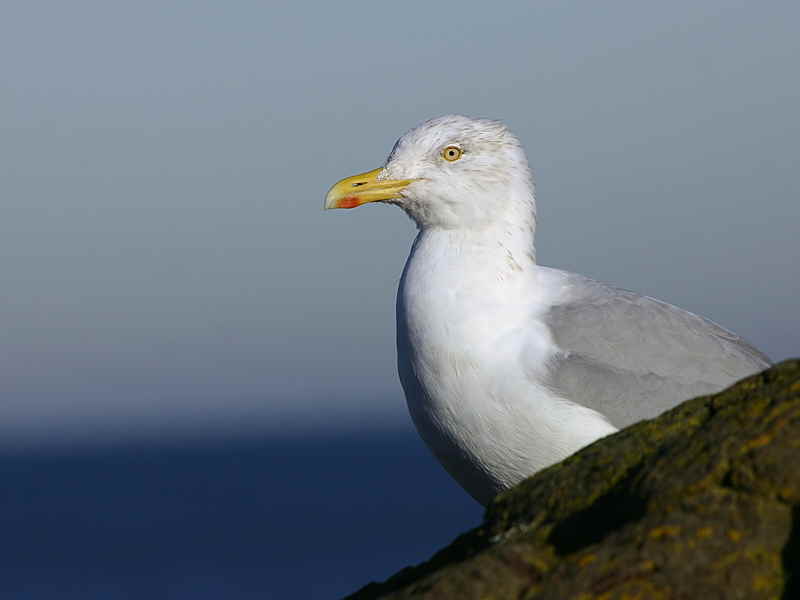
[347,360,800,600]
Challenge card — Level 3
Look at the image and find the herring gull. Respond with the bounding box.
[325,115,770,506]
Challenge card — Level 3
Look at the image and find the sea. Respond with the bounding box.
[0,429,482,599]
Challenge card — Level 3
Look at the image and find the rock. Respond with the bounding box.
[346,360,800,600]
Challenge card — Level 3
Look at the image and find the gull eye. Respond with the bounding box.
[441,145,463,162]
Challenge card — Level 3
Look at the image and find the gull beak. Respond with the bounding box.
[324,167,415,210]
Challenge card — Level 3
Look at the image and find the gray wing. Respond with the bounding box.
[542,270,771,428]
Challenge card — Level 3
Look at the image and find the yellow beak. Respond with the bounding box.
[324,167,415,210]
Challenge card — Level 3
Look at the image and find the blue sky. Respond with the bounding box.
[1,0,798,447]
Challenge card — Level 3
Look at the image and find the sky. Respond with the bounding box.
[1,0,798,447]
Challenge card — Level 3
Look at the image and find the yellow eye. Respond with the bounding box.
[441,145,463,162]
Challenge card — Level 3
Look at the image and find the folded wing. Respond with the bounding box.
[542,270,770,428]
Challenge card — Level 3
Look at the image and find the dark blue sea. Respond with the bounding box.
[0,429,482,599]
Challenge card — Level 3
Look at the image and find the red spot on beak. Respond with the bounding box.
[339,196,360,209]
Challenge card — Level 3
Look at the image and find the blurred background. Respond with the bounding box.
[1,1,798,598]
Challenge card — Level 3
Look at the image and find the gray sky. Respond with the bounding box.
[1,0,798,447]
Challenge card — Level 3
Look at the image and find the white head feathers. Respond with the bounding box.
[381,115,536,231]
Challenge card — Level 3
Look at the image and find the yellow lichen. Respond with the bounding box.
[578,553,597,567]
[696,526,713,539]
[649,525,681,540]
[741,433,773,452]
[752,573,774,591]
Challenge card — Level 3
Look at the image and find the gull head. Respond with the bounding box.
[325,115,535,230]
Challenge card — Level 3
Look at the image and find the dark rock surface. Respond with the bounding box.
[347,360,800,599]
